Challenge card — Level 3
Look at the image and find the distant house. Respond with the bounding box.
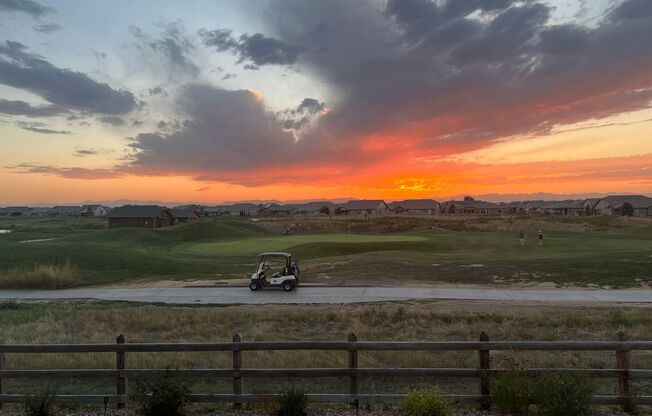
[389,199,439,215]
[52,206,82,216]
[81,205,110,217]
[108,205,172,229]
[0,206,30,216]
[203,206,226,217]
[441,197,501,215]
[337,200,389,216]
[221,203,261,217]
[28,207,53,217]
[287,202,336,216]
[259,205,297,217]
[582,198,602,216]
[593,195,652,217]
[170,208,202,224]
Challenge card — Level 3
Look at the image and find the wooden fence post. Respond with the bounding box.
[0,350,5,410]
[478,332,490,410]
[233,333,243,409]
[616,332,633,413]
[116,334,127,408]
[348,333,358,406]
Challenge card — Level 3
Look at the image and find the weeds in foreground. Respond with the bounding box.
[23,388,56,416]
[403,388,451,416]
[533,372,595,416]
[132,371,191,416]
[276,387,307,416]
[0,259,79,289]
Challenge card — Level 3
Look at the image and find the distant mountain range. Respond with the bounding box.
[10,192,650,207]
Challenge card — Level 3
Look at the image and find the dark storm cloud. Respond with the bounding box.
[0,0,53,17]
[278,98,326,129]
[125,84,298,175]
[199,29,303,66]
[33,23,62,33]
[0,41,137,115]
[0,99,63,117]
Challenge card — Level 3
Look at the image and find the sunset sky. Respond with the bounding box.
[1,0,651,205]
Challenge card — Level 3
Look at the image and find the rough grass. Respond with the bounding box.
[0,259,79,289]
[0,301,651,413]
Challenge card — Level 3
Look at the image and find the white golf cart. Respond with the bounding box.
[249,252,300,292]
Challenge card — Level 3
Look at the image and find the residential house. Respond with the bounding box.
[220,203,261,216]
[593,195,652,217]
[52,206,83,216]
[441,197,501,215]
[259,205,297,217]
[0,206,30,216]
[287,202,336,216]
[170,208,202,224]
[337,200,389,216]
[582,198,601,216]
[81,205,110,217]
[107,205,172,229]
[389,199,439,215]
[203,206,226,216]
[28,207,53,217]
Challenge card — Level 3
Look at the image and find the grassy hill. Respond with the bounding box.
[0,215,651,288]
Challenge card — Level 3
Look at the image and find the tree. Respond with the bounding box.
[622,202,634,217]
[319,205,330,215]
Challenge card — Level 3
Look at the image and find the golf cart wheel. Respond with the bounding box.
[249,282,258,291]
[282,281,293,292]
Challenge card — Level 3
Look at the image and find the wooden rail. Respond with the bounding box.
[1,333,651,410]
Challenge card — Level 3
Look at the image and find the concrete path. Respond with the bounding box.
[1,286,651,305]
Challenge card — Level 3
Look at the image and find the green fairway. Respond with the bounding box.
[179,234,426,255]
[0,215,651,288]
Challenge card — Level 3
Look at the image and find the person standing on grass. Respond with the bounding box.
[538,230,544,246]
[519,229,526,246]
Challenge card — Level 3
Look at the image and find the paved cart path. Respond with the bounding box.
[1,286,651,304]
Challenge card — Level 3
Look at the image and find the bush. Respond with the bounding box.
[276,387,307,416]
[403,388,451,416]
[132,371,191,416]
[23,388,56,416]
[492,369,532,416]
[0,259,79,289]
[533,372,594,416]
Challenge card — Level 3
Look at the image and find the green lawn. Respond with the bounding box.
[0,215,651,288]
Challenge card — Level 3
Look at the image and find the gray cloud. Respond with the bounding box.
[278,97,326,129]
[0,99,64,117]
[33,23,62,33]
[15,121,71,135]
[199,29,303,66]
[0,0,53,17]
[97,115,125,126]
[148,86,167,96]
[0,41,137,115]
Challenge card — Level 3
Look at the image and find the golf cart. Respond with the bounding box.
[249,252,300,291]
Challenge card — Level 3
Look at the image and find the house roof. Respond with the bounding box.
[342,200,387,210]
[1,206,30,213]
[443,200,499,209]
[389,199,439,210]
[170,208,199,218]
[262,205,296,212]
[602,195,652,209]
[287,202,335,211]
[108,205,167,218]
[52,205,82,214]
[224,203,260,211]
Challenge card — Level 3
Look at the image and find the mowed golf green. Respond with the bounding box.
[179,234,427,255]
[0,215,650,288]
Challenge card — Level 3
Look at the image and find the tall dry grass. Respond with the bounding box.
[0,259,79,289]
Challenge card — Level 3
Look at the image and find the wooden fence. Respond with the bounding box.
[1,332,652,412]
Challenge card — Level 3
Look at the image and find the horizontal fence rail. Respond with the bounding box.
[0,332,651,412]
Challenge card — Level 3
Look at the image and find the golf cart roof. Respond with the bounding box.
[258,252,291,257]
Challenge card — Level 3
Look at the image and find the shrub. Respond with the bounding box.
[23,388,56,416]
[276,387,307,416]
[132,371,191,416]
[0,259,79,289]
[533,372,595,416]
[492,369,532,416]
[403,387,451,416]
